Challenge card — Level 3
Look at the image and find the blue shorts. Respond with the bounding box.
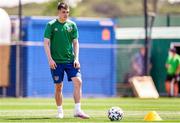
[51,63,81,83]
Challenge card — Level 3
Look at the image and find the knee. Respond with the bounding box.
[74,78,82,87]
[77,78,82,85]
[55,84,63,93]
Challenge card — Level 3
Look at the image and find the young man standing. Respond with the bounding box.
[44,2,90,119]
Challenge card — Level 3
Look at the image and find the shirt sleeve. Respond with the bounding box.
[44,23,52,39]
[72,23,79,40]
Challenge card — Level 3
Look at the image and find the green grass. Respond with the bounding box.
[0,98,180,122]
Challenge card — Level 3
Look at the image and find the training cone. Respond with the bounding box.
[144,111,162,121]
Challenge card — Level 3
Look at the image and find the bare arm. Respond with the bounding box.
[165,64,170,69]
[73,39,80,68]
[176,64,180,75]
[44,38,57,69]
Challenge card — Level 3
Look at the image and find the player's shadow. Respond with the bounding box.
[3,117,53,121]
[3,117,75,121]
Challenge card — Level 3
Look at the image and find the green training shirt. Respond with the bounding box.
[44,19,78,63]
[166,54,180,75]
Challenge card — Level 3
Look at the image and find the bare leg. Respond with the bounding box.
[174,83,179,97]
[72,77,82,103]
[55,83,64,118]
[71,77,90,119]
[165,81,170,96]
[55,83,63,106]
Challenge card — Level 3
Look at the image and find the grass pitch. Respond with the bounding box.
[0,97,180,122]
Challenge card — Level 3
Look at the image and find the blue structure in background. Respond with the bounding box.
[5,17,116,97]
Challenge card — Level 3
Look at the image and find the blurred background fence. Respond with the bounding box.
[116,27,180,96]
[115,14,180,27]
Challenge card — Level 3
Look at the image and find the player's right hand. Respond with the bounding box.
[175,74,180,82]
[165,64,169,68]
[49,59,57,69]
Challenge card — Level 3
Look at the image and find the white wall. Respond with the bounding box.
[116,27,180,40]
[0,8,11,44]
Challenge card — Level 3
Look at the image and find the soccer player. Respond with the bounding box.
[165,48,180,97]
[44,2,90,119]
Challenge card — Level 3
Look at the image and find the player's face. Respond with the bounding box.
[140,48,145,56]
[58,8,69,21]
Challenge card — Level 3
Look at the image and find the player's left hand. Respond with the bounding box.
[175,74,180,82]
[74,60,80,69]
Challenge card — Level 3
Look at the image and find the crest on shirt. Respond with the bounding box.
[66,25,73,32]
[54,76,59,81]
[54,28,58,31]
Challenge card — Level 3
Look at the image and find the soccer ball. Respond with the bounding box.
[108,107,123,121]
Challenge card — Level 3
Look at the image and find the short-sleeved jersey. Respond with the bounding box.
[44,19,78,63]
[166,54,180,75]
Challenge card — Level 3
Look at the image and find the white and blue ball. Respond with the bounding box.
[108,107,123,121]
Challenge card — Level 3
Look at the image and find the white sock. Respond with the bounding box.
[57,106,63,113]
[75,103,81,112]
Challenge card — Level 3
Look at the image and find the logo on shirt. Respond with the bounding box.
[54,76,59,81]
[54,28,58,31]
[66,25,73,32]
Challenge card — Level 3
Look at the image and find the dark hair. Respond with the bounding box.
[57,2,69,10]
[170,47,176,53]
